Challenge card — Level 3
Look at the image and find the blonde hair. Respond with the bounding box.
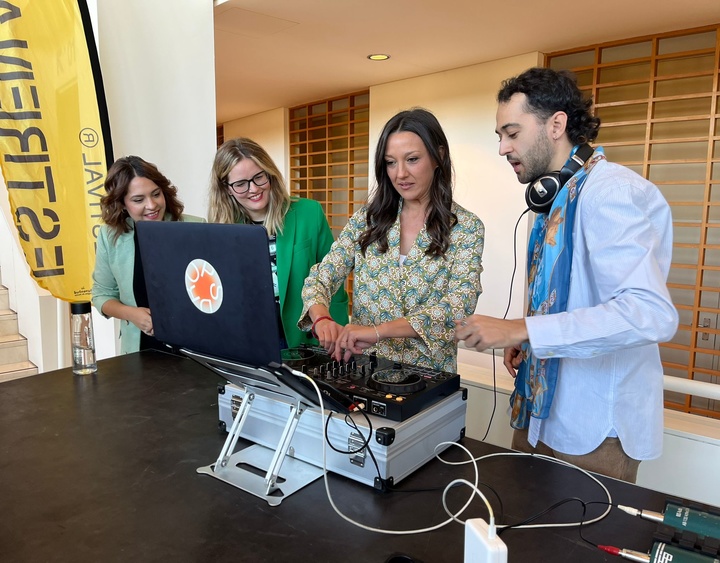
[208,138,290,235]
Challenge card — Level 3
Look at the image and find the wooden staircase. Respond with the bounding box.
[0,284,38,382]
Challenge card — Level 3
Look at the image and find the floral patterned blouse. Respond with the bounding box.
[299,201,484,372]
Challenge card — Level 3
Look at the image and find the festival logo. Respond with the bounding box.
[185,259,223,313]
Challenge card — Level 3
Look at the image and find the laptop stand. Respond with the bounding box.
[184,349,324,506]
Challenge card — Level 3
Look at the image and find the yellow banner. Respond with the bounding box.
[0,0,112,302]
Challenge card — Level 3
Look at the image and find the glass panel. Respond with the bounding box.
[290,107,307,119]
[650,141,708,160]
[669,205,703,223]
[651,119,709,139]
[673,225,700,245]
[669,286,695,306]
[350,136,369,148]
[705,248,720,267]
[596,123,647,143]
[648,162,706,183]
[702,269,720,287]
[329,124,349,137]
[330,98,349,111]
[657,54,715,76]
[328,137,349,151]
[310,102,327,115]
[570,69,593,88]
[309,165,326,177]
[601,41,652,63]
[351,177,368,189]
[308,128,326,141]
[309,115,326,128]
[668,265,698,284]
[707,227,720,244]
[655,76,714,96]
[352,108,370,121]
[351,121,369,135]
[660,184,705,203]
[596,103,648,122]
[596,82,649,103]
[329,164,348,176]
[598,62,651,83]
[329,151,348,163]
[351,148,369,162]
[289,118,307,131]
[658,31,717,55]
[309,153,326,165]
[602,144,644,163]
[329,111,348,125]
[653,97,712,118]
[309,140,326,152]
[548,50,595,68]
[674,247,700,265]
[352,92,369,106]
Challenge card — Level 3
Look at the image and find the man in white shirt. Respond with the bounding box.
[456,67,678,482]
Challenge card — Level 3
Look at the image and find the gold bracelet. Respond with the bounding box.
[372,324,380,344]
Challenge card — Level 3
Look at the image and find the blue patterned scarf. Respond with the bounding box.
[510,146,605,429]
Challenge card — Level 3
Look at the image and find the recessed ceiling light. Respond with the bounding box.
[367,54,390,61]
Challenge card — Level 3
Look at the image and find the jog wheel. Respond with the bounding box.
[281,347,316,368]
[367,368,426,395]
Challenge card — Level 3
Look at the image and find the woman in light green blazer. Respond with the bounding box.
[92,156,205,354]
[208,138,349,348]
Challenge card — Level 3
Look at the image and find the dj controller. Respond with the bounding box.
[281,345,460,422]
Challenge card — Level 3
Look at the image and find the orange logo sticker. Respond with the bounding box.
[185,259,223,313]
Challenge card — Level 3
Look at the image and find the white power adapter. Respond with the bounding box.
[464,518,508,563]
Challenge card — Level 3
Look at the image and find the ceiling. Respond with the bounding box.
[213,0,720,125]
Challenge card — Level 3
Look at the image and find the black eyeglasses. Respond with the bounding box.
[225,171,270,195]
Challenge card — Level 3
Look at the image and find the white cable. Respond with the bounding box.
[296,372,483,535]
[437,449,613,529]
[295,372,612,533]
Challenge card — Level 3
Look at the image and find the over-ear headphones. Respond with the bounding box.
[525,144,594,214]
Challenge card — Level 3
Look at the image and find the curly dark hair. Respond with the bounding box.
[497,67,601,145]
[357,108,456,258]
[100,155,184,241]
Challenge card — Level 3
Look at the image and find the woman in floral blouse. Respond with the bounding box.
[299,108,484,372]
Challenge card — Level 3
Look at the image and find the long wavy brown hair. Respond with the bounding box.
[358,108,457,258]
[100,156,184,241]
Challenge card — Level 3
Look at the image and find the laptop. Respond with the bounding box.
[135,222,282,368]
[136,221,353,413]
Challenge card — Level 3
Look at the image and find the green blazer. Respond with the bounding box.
[275,198,349,348]
[91,213,205,354]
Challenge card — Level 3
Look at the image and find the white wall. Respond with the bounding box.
[0,0,217,367]
[223,108,289,181]
[90,0,216,359]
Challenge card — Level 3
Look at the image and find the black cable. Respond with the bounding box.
[323,408,384,485]
[479,208,530,443]
[498,496,588,535]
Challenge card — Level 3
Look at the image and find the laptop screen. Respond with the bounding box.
[135,221,283,367]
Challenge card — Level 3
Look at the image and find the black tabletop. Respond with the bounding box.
[0,351,673,562]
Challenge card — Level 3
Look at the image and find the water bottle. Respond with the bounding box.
[71,301,97,375]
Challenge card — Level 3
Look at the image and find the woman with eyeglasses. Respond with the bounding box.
[92,155,205,354]
[208,137,349,349]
